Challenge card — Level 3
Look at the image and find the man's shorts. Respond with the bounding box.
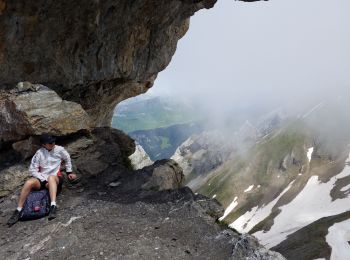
[36,176,64,192]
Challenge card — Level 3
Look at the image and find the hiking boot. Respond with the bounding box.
[48,205,57,220]
[7,210,21,227]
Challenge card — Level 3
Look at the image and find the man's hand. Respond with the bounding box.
[67,173,77,181]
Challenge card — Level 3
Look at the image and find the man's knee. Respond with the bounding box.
[24,178,40,190]
[47,175,59,184]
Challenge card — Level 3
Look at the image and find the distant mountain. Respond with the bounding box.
[112,95,206,160]
[112,96,203,133]
[112,94,280,162]
[171,100,350,259]
[171,131,236,186]
[172,109,287,189]
[129,122,203,161]
[114,92,350,258]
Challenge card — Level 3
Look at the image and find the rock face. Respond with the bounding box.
[63,127,135,180]
[0,83,91,142]
[0,127,135,196]
[11,136,40,160]
[0,185,285,260]
[0,0,217,125]
[140,159,184,191]
[0,164,28,198]
[0,127,183,197]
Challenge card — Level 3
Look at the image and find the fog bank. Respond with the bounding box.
[149,0,350,121]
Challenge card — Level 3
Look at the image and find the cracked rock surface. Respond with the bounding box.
[0,186,285,260]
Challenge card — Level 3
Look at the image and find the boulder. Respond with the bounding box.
[11,136,40,160]
[63,127,135,180]
[141,159,184,191]
[0,82,91,142]
[112,159,184,193]
[229,232,286,260]
[0,164,29,198]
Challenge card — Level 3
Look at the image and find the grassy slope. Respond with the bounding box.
[249,153,349,235]
[197,120,310,225]
[112,97,203,133]
[197,119,350,260]
[112,111,200,133]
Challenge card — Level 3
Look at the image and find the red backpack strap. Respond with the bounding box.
[57,167,62,177]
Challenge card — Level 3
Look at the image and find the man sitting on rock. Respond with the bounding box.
[7,133,77,226]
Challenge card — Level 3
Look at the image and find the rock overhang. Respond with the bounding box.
[0,0,218,126]
[0,0,265,127]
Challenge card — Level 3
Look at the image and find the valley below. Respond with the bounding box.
[118,95,350,259]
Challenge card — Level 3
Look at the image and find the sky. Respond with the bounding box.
[147,0,350,115]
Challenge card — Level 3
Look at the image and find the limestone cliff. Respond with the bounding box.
[0,0,217,125]
[0,0,264,126]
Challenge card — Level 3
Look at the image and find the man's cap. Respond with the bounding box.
[40,133,56,144]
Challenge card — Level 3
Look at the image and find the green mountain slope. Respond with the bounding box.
[112,96,203,133]
[197,120,311,223]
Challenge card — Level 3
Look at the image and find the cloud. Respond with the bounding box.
[149,0,350,117]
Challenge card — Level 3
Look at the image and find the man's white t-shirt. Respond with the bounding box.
[29,145,72,182]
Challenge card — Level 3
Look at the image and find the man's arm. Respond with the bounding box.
[29,151,45,181]
[60,148,77,181]
[60,148,73,175]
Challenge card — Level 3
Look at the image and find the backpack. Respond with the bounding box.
[20,189,51,220]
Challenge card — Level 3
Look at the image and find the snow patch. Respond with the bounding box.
[244,185,254,193]
[129,144,153,170]
[219,197,238,221]
[326,219,350,260]
[340,184,350,192]
[255,153,350,248]
[307,147,314,162]
[229,181,294,233]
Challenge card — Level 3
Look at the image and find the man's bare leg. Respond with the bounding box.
[47,175,59,220]
[7,178,41,226]
[46,175,59,203]
[17,178,41,208]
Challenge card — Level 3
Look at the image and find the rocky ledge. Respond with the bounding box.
[0,185,285,260]
[0,85,284,259]
[0,123,285,259]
